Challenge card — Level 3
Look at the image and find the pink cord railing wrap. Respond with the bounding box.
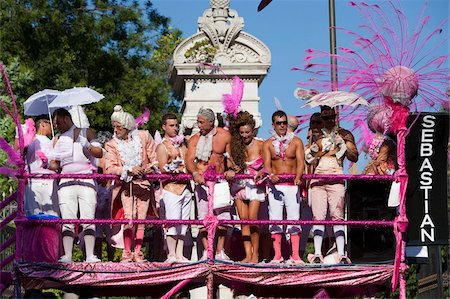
[391,128,409,298]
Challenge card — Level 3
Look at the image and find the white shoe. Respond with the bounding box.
[200,250,208,261]
[85,255,101,263]
[164,254,177,264]
[58,255,72,263]
[176,256,191,263]
[215,250,231,261]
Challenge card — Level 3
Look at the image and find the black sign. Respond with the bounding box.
[406,113,449,246]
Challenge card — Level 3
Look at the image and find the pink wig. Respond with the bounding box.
[367,105,393,134]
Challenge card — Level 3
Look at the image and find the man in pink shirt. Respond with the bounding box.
[105,105,157,262]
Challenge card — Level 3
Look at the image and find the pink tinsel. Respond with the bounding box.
[222,76,244,117]
[385,98,409,133]
[355,119,374,152]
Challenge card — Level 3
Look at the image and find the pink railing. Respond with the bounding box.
[0,61,408,298]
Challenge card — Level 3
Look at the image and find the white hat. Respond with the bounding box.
[111,105,136,130]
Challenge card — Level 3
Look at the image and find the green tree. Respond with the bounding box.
[0,0,183,133]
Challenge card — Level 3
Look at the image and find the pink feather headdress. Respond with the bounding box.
[294,1,449,116]
[222,76,244,117]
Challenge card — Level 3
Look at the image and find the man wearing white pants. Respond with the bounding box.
[157,113,192,263]
[263,110,305,264]
[50,108,103,263]
[24,117,59,217]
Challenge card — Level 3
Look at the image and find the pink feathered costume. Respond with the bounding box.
[104,130,157,249]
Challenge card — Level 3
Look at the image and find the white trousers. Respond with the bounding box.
[25,179,58,217]
[268,184,301,234]
[161,189,192,236]
[58,179,97,234]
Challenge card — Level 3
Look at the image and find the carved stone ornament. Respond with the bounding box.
[173,0,270,65]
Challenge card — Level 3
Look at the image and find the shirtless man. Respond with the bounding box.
[186,107,232,261]
[156,113,192,263]
[263,110,305,264]
[305,106,358,264]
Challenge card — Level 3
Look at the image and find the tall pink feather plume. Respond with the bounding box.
[23,118,36,147]
[0,137,21,166]
[135,107,150,128]
[355,119,374,153]
[222,76,244,117]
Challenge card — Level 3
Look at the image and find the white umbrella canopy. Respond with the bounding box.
[24,89,61,116]
[48,87,104,108]
[302,91,368,108]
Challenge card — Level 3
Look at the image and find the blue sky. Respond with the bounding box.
[152,0,449,171]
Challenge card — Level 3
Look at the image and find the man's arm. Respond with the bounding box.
[294,138,305,185]
[86,128,103,158]
[339,129,358,162]
[262,140,272,174]
[186,134,203,184]
[156,143,168,173]
[104,142,123,176]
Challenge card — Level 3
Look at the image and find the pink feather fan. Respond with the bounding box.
[135,107,150,128]
[222,76,244,117]
[23,118,36,147]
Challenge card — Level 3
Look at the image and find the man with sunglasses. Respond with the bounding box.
[263,110,305,264]
[305,106,358,264]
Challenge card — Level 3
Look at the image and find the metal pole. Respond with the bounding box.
[328,0,339,123]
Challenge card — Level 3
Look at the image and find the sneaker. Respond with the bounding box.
[164,254,177,264]
[85,255,101,263]
[121,250,133,263]
[336,255,351,264]
[269,257,284,264]
[58,255,72,263]
[215,250,231,261]
[176,256,191,263]
[199,250,208,261]
[307,253,324,264]
[287,257,305,265]
[133,251,147,263]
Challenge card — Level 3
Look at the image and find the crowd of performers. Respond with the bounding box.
[19,103,398,265]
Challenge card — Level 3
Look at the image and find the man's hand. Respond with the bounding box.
[270,174,280,184]
[193,172,205,185]
[294,176,303,186]
[130,166,144,176]
[224,170,235,180]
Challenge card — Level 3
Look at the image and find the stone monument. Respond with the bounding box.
[169,0,271,133]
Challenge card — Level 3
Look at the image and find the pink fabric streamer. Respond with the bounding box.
[15,262,394,297]
[160,279,191,299]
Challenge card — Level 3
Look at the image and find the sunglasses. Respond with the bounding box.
[322,115,336,121]
[275,121,288,126]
